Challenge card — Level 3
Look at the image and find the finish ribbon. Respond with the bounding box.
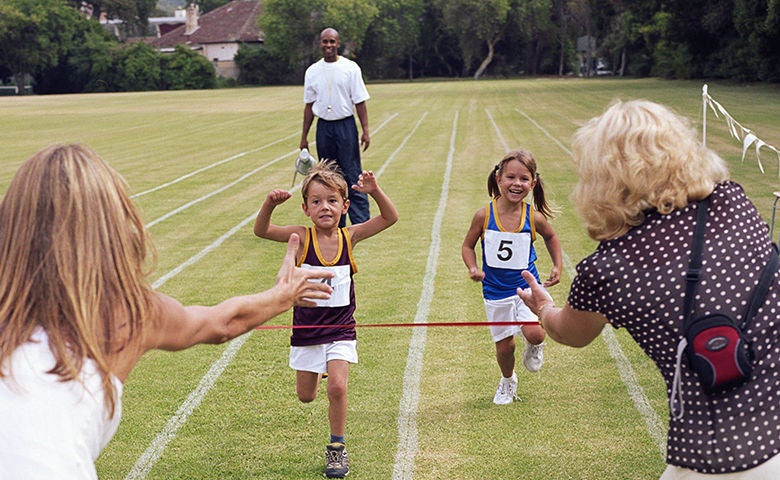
[256,321,539,330]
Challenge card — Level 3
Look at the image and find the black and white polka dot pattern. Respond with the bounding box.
[569,181,780,473]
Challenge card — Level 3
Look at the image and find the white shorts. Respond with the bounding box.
[660,451,780,479]
[484,295,537,343]
[289,340,358,374]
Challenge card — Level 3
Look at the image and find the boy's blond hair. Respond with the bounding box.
[301,159,349,202]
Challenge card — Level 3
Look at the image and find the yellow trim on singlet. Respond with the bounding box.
[481,204,490,239]
[297,229,311,267]
[304,227,358,274]
[481,200,536,241]
[343,228,358,274]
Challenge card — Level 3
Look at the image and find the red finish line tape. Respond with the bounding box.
[256,321,539,330]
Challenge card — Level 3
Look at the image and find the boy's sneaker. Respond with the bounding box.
[325,442,349,478]
[523,340,544,372]
[492,372,518,405]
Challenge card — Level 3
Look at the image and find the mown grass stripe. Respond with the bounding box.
[392,111,458,480]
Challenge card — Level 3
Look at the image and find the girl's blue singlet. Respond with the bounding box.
[480,200,540,300]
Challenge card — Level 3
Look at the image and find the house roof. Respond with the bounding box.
[151,0,263,48]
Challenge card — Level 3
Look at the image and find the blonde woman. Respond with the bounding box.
[0,144,332,479]
[519,100,780,478]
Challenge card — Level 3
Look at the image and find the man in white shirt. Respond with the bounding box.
[300,28,371,227]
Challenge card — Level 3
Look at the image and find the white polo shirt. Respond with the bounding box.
[303,56,370,120]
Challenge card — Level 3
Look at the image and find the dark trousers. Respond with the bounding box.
[315,116,370,226]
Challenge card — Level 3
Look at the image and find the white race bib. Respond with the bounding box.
[483,229,531,270]
[302,264,351,307]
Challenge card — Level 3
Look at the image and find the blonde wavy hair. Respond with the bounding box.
[0,144,155,416]
[572,100,729,240]
[301,159,348,203]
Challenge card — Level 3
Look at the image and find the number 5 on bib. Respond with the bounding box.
[483,230,531,270]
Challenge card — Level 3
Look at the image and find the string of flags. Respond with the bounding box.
[702,84,780,177]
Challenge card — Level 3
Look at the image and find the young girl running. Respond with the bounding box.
[254,160,397,478]
[462,149,562,405]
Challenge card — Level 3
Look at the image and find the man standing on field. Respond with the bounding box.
[300,27,371,227]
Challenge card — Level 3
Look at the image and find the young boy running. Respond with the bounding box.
[254,160,398,478]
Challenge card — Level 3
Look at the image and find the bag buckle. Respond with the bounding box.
[686,268,700,282]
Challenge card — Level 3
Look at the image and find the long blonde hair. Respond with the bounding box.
[571,100,729,240]
[0,144,155,416]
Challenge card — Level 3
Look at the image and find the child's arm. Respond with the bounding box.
[253,189,307,243]
[347,171,398,244]
[461,208,486,282]
[534,213,562,287]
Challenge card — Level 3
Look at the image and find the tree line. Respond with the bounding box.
[1,0,778,95]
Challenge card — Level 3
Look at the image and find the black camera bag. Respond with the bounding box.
[680,196,778,394]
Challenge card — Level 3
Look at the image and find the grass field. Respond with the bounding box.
[1,78,778,480]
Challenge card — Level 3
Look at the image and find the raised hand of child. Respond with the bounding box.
[266,189,292,206]
[351,170,377,194]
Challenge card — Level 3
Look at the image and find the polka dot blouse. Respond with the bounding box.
[568,181,780,474]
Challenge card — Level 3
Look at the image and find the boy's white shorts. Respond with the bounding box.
[289,340,358,374]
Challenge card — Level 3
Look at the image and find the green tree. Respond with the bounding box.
[362,0,425,79]
[600,0,661,77]
[641,10,693,79]
[235,43,296,85]
[160,45,216,90]
[0,0,83,94]
[34,16,117,93]
[433,0,513,78]
[731,0,780,81]
[114,42,160,91]
[0,1,32,93]
[260,0,379,77]
[259,0,327,73]
[67,0,157,38]
[513,0,556,75]
[322,0,380,56]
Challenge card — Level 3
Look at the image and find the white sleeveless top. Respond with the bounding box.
[0,328,122,479]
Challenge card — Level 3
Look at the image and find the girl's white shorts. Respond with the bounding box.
[484,295,537,343]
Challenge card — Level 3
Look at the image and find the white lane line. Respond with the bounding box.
[515,108,572,155]
[124,111,413,478]
[392,111,458,480]
[600,328,667,456]
[485,109,509,151]
[376,112,427,178]
[143,114,399,229]
[515,107,666,457]
[144,150,293,228]
[124,333,250,480]
[131,133,297,198]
